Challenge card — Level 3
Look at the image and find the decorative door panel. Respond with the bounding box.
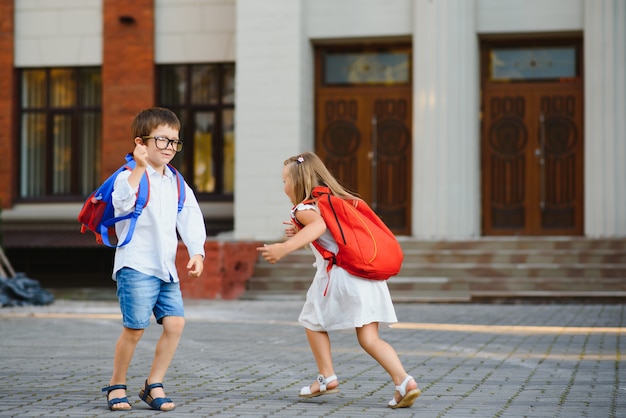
[373,97,411,232]
[482,84,583,235]
[316,88,412,235]
[318,95,369,196]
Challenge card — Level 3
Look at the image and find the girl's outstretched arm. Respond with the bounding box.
[257,209,325,264]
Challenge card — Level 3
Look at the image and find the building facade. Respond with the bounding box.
[234,0,626,240]
[0,0,625,258]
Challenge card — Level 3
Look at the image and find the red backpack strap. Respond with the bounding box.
[294,188,337,296]
[291,197,335,262]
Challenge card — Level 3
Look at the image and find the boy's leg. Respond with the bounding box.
[304,328,338,392]
[145,315,185,406]
[107,327,144,409]
[107,267,157,409]
[355,323,419,402]
[112,327,144,383]
[108,267,160,409]
[142,280,186,408]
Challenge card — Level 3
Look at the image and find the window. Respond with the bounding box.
[323,49,410,85]
[19,67,102,199]
[157,63,235,198]
[489,46,579,81]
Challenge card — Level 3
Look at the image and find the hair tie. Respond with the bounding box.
[296,156,304,164]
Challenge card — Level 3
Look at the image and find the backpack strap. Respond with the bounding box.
[99,156,151,248]
[167,164,186,213]
[99,162,186,247]
[297,187,340,296]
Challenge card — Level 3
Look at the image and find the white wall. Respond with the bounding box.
[413,0,480,239]
[305,0,413,39]
[155,0,236,63]
[14,0,237,67]
[14,0,102,67]
[476,0,584,33]
[233,0,420,240]
[234,0,312,240]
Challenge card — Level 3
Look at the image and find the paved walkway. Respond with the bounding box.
[0,298,624,417]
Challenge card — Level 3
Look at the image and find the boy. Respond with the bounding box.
[102,107,206,411]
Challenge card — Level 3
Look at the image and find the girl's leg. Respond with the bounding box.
[144,316,185,408]
[108,327,144,410]
[355,323,418,403]
[304,328,339,392]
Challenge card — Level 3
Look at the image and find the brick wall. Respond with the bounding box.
[0,0,14,209]
[102,0,155,178]
[177,240,262,299]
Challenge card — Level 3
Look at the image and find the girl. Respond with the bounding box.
[257,151,421,409]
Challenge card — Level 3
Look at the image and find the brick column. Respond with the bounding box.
[0,0,15,208]
[102,0,155,178]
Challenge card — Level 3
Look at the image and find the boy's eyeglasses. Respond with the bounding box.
[142,136,184,152]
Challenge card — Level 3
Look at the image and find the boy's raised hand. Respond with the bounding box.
[126,142,149,190]
[133,142,149,167]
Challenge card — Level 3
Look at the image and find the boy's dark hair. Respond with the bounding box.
[131,107,180,138]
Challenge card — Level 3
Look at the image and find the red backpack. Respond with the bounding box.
[297,186,403,285]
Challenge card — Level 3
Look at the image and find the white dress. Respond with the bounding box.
[294,203,398,332]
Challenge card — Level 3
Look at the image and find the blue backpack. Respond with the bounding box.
[78,154,186,247]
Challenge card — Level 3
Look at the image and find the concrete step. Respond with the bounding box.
[401,249,626,264]
[247,275,626,290]
[242,276,473,303]
[253,262,626,279]
[397,237,626,251]
[397,263,626,278]
[243,238,626,302]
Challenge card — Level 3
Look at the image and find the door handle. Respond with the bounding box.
[538,112,546,211]
[371,115,378,211]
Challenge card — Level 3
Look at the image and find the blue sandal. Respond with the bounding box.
[102,384,132,411]
[138,379,175,411]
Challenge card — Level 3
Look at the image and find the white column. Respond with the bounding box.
[412,0,480,238]
[584,0,626,237]
[234,0,313,240]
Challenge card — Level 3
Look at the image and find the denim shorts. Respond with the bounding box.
[115,267,184,329]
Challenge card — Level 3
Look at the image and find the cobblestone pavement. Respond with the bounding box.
[0,299,624,417]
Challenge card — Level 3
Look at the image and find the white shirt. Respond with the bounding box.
[111,164,206,282]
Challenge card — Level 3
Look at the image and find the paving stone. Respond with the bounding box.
[0,299,624,417]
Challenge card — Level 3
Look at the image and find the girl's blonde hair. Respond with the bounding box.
[283,151,359,204]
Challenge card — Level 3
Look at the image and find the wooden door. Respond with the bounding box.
[315,87,412,235]
[482,82,584,235]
